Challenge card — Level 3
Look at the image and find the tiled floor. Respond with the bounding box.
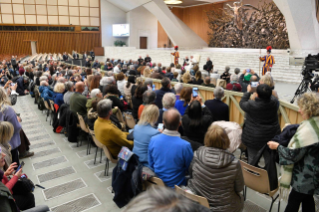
[14,95,307,212]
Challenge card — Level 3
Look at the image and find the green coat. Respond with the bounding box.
[69,92,88,118]
[278,143,319,195]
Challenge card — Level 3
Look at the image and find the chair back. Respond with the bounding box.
[114,109,126,131]
[240,160,273,195]
[77,113,89,133]
[144,177,165,189]
[102,145,118,163]
[49,100,55,111]
[124,112,136,129]
[175,185,210,208]
[88,129,104,149]
[43,98,51,110]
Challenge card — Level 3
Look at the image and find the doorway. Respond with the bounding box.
[140,37,147,49]
[31,41,37,55]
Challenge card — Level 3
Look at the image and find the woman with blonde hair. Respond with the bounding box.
[133,105,160,168]
[53,82,65,107]
[192,71,203,85]
[188,124,244,212]
[182,72,192,84]
[0,121,14,170]
[0,87,22,166]
[268,93,319,212]
[143,67,151,78]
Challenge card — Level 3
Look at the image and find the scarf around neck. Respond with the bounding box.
[280,116,319,201]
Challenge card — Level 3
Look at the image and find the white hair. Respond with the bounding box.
[100,77,114,86]
[162,93,176,109]
[174,83,183,94]
[214,86,224,99]
[90,88,101,98]
[230,74,238,82]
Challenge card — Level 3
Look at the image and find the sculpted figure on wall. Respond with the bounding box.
[207,1,290,49]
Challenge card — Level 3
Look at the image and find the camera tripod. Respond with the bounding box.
[290,78,312,104]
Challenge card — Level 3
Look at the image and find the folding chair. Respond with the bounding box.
[77,113,91,154]
[175,185,210,208]
[240,160,280,212]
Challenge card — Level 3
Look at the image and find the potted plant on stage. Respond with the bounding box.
[114,40,126,47]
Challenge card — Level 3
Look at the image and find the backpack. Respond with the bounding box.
[38,98,45,111]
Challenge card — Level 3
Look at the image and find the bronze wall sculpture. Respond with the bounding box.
[207,1,290,49]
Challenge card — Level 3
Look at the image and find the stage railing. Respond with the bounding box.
[151,79,302,128]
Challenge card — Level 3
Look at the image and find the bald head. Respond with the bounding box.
[251,75,258,82]
[75,82,85,93]
[163,108,181,131]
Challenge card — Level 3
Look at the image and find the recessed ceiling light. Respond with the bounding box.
[164,0,183,4]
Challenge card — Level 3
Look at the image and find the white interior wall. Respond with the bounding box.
[127,6,158,49]
[100,0,128,46]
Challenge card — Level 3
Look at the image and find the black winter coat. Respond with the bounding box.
[272,124,299,147]
[182,106,213,144]
[240,92,281,150]
[112,154,143,208]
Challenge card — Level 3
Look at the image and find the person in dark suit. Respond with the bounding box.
[73,51,79,60]
[63,52,68,61]
[145,55,151,63]
[85,58,91,68]
[204,86,229,122]
[203,57,213,74]
[90,49,95,61]
[154,77,173,109]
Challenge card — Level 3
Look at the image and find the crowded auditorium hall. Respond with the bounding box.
[0,0,318,211]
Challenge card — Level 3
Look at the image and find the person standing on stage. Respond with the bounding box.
[171,46,180,65]
[259,46,275,76]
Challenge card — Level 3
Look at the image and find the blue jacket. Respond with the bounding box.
[39,86,55,101]
[54,93,64,107]
[154,87,173,109]
[148,130,193,187]
[0,106,22,149]
[174,100,188,116]
[133,124,160,168]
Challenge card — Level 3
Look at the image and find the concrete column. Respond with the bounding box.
[274,0,319,52]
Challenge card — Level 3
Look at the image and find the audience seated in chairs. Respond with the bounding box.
[201,76,215,88]
[69,81,87,118]
[124,76,136,107]
[132,85,148,120]
[63,81,74,105]
[148,108,193,188]
[204,87,229,122]
[86,88,103,112]
[175,87,192,116]
[188,125,244,212]
[157,93,176,125]
[133,105,160,168]
[226,74,242,92]
[116,72,127,96]
[104,85,124,112]
[137,90,156,120]
[39,81,54,102]
[182,99,212,144]
[53,82,65,107]
[94,99,133,158]
[174,83,183,100]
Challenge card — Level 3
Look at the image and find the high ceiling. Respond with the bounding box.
[106,0,228,12]
[165,0,229,7]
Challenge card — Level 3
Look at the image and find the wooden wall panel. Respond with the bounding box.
[158,3,223,47]
[0,31,101,55]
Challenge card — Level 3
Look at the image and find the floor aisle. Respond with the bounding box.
[13,95,317,212]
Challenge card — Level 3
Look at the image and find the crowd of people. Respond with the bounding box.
[0,53,318,212]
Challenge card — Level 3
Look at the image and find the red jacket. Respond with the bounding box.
[2,175,18,194]
[226,83,242,92]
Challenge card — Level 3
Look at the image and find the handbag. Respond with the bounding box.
[251,145,278,191]
[124,112,136,129]
[12,176,35,195]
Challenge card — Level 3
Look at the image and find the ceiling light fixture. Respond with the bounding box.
[164,0,183,5]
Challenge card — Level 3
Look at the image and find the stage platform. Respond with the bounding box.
[97,47,304,84]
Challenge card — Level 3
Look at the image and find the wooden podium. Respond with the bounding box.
[94,47,104,56]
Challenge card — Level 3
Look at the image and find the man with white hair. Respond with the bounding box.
[204,86,229,122]
[128,64,138,76]
[86,88,103,111]
[174,83,183,100]
[94,99,133,157]
[100,76,115,95]
[226,74,242,91]
[157,93,176,125]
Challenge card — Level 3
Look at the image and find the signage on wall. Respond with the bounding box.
[113,24,130,37]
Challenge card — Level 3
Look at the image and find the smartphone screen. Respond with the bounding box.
[11,83,15,86]
[247,69,251,73]
[152,84,156,91]
[192,87,198,98]
[251,82,258,87]
[16,161,25,172]
[157,123,164,131]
